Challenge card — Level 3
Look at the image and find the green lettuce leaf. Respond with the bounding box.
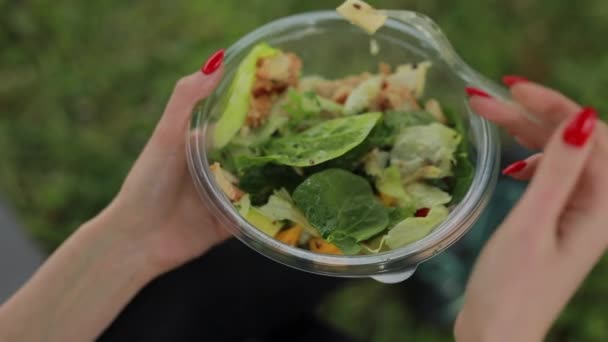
[258,188,318,236]
[237,112,381,168]
[213,42,280,149]
[293,169,390,254]
[367,111,437,146]
[385,205,449,249]
[404,182,452,208]
[236,193,283,237]
[390,123,461,182]
[376,165,412,206]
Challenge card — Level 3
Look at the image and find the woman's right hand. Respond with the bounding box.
[455,79,608,341]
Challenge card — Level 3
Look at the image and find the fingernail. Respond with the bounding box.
[201,49,225,75]
[563,107,598,147]
[502,160,527,175]
[502,75,529,87]
[465,86,491,98]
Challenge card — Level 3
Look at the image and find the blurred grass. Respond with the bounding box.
[0,0,606,340]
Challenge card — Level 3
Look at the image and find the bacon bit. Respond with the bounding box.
[210,162,244,202]
[415,208,431,217]
[353,3,362,9]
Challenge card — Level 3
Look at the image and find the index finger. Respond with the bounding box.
[513,107,598,224]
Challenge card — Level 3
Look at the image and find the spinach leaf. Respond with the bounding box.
[387,205,416,227]
[451,153,475,203]
[443,107,475,203]
[308,111,437,173]
[293,169,390,254]
[236,112,381,169]
[239,164,304,205]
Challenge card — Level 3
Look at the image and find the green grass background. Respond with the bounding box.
[1,0,606,340]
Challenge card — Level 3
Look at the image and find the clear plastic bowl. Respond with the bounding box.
[187,11,501,283]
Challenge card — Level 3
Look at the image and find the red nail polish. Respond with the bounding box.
[465,86,491,98]
[201,49,225,75]
[563,107,598,147]
[502,160,527,175]
[502,75,529,87]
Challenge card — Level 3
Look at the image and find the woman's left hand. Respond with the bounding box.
[0,50,229,342]
[101,49,230,275]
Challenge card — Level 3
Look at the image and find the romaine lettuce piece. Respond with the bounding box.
[236,194,251,216]
[404,182,452,208]
[293,169,390,254]
[385,205,449,249]
[258,188,318,236]
[237,193,283,236]
[390,123,461,182]
[237,112,381,168]
[245,207,284,237]
[213,43,280,149]
[375,165,412,207]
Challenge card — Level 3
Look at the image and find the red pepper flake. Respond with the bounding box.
[415,208,430,218]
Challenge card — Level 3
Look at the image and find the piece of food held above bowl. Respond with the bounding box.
[205,0,477,256]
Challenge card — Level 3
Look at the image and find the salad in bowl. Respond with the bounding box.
[208,41,473,255]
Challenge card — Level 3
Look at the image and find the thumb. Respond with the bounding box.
[149,49,225,152]
[117,50,224,202]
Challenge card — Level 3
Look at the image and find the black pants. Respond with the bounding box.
[100,239,355,342]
